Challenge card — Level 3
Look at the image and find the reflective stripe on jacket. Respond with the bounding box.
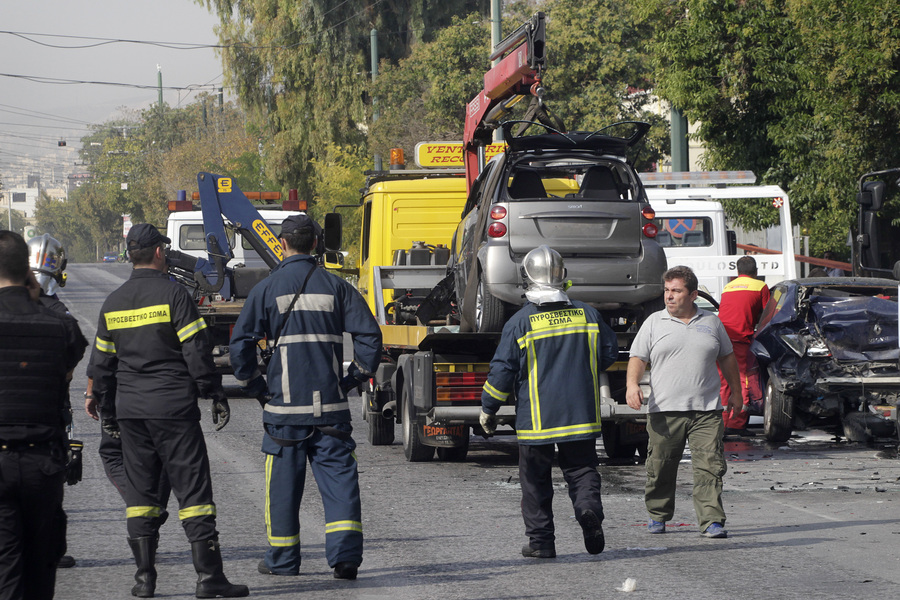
[89,269,221,420]
[229,254,382,426]
[480,301,618,445]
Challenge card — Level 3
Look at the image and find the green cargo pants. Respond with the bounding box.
[645,410,727,532]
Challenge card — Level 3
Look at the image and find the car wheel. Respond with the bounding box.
[763,377,793,442]
[475,276,505,332]
[436,432,470,462]
[401,385,434,462]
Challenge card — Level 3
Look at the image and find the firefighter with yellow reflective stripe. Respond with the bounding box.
[229,214,381,581]
[479,245,618,559]
[89,224,248,598]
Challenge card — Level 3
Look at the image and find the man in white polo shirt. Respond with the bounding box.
[626,265,742,538]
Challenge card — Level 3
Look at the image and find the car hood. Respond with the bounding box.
[810,295,899,362]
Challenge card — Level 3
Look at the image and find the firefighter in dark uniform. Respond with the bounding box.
[229,214,381,580]
[0,230,87,599]
[89,224,248,599]
[480,245,618,558]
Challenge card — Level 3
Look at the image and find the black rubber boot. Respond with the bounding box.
[191,538,249,598]
[127,536,158,598]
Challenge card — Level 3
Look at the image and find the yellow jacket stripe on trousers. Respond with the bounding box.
[179,504,216,520]
[325,520,363,534]
[126,505,163,519]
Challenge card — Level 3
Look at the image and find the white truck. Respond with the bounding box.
[641,170,798,301]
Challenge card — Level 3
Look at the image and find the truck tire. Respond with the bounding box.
[601,422,639,459]
[401,385,434,462]
[764,376,793,442]
[436,431,470,462]
[475,276,505,333]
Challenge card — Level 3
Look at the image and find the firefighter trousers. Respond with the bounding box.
[99,426,171,506]
[0,443,66,600]
[518,439,604,550]
[262,422,362,575]
[120,419,216,542]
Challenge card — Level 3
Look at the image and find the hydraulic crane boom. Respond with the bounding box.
[463,12,546,192]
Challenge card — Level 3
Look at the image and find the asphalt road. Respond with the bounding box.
[52,263,900,600]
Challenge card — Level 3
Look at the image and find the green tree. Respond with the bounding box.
[369,14,491,160]
[548,0,668,170]
[308,143,369,266]
[369,4,665,170]
[638,0,900,256]
[200,0,490,193]
[0,209,26,235]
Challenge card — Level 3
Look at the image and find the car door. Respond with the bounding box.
[452,160,498,303]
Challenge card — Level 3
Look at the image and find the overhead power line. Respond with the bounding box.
[0,72,221,92]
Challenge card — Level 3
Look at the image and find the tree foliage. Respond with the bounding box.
[308,143,369,266]
[201,0,489,194]
[369,2,666,170]
[638,0,900,256]
[369,14,492,160]
[36,97,261,262]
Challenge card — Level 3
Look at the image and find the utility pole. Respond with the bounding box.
[491,0,503,142]
[670,106,689,172]
[218,88,225,135]
[371,28,382,171]
[157,65,164,113]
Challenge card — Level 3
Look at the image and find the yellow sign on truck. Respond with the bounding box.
[414,142,506,168]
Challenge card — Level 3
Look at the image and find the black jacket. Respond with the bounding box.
[90,268,223,421]
[0,286,86,443]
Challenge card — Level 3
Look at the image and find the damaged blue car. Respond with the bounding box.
[751,277,900,443]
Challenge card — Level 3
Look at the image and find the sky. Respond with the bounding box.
[0,0,225,184]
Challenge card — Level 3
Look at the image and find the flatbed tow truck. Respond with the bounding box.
[327,13,653,461]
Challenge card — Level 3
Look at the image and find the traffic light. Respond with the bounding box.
[58,140,66,147]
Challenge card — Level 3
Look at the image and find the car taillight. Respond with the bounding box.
[491,206,507,220]
[488,222,507,238]
[642,223,658,238]
[642,206,656,220]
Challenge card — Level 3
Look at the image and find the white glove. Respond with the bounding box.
[479,410,497,436]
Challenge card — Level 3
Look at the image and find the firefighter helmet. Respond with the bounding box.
[522,245,568,305]
[28,233,67,296]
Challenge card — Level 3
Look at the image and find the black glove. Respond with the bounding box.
[101,417,120,439]
[340,374,362,396]
[242,376,271,408]
[66,440,83,486]
[211,397,230,431]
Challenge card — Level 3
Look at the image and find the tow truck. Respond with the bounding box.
[325,12,658,461]
[165,173,310,373]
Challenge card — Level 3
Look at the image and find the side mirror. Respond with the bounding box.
[892,260,900,281]
[858,180,886,211]
[323,251,345,270]
[323,212,342,252]
[726,230,737,255]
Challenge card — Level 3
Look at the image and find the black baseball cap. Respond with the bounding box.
[281,214,320,236]
[126,223,171,250]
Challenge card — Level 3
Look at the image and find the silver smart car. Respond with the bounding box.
[450,122,667,332]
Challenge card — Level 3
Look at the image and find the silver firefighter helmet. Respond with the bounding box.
[28,233,67,296]
[522,245,569,305]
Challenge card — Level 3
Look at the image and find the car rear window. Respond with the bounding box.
[505,160,638,202]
